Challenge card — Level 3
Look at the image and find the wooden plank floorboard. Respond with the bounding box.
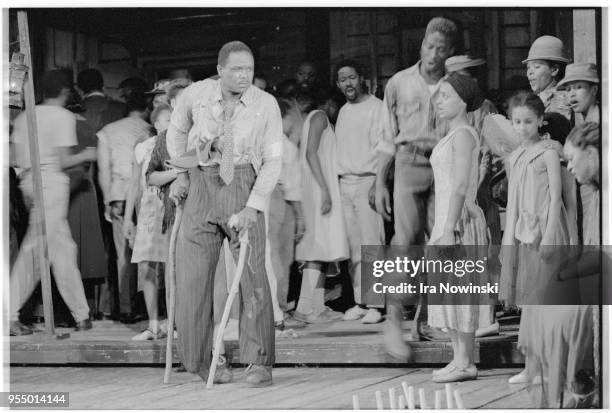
[274,368,413,409]
[481,387,535,409]
[8,366,532,410]
[8,319,523,365]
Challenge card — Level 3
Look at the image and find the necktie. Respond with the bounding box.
[220,101,236,185]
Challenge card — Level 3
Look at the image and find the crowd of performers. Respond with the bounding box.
[8,16,601,407]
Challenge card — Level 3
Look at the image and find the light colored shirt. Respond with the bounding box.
[167,78,283,211]
[11,105,78,173]
[97,116,152,204]
[279,134,301,201]
[539,81,572,120]
[336,95,382,175]
[376,61,446,156]
[134,136,158,189]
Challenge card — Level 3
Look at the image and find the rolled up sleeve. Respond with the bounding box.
[246,99,283,211]
[167,84,195,158]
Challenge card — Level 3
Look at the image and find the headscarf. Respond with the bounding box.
[443,72,484,112]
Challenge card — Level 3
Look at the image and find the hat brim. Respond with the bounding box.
[557,76,599,89]
[446,58,486,72]
[522,56,570,64]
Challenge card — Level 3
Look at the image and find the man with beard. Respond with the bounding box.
[334,60,386,324]
[167,41,281,387]
[374,17,457,357]
[296,61,319,92]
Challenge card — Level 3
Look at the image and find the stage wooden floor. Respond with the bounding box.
[8,318,522,365]
[9,365,535,409]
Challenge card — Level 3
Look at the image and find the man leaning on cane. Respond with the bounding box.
[166,41,282,387]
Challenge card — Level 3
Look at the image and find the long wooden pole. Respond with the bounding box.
[17,11,55,335]
[368,12,378,96]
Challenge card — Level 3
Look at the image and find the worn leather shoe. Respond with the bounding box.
[245,364,272,387]
[173,364,187,373]
[213,355,233,384]
[9,321,33,336]
[196,355,234,384]
[74,318,92,332]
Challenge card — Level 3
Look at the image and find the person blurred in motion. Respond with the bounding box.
[376,17,457,357]
[9,69,98,335]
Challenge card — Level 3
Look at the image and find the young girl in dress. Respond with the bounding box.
[124,103,172,340]
[427,72,488,383]
[500,91,578,385]
[293,90,349,324]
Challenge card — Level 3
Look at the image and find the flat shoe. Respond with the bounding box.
[293,311,333,324]
[322,307,343,321]
[433,362,456,376]
[283,314,307,329]
[361,308,383,324]
[432,364,477,383]
[9,321,33,336]
[131,328,165,341]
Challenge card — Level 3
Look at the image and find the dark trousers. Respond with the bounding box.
[175,164,275,374]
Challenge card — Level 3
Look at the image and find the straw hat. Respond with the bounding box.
[556,63,599,89]
[522,35,570,64]
[445,55,486,74]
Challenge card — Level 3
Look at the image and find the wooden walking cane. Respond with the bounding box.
[164,202,183,384]
[206,219,249,389]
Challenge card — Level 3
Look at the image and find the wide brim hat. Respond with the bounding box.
[522,35,570,64]
[445,55,486,74]
[557,62,599,89]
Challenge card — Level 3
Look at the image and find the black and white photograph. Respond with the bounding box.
[2,4,609,410]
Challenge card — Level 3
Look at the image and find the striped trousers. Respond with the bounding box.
[175,164,275,375]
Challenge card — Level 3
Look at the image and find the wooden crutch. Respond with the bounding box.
[206,218,249,389]
[164,203,183,384]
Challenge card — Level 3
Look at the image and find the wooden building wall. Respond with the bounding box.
[329,8,600,111]
[17,8,601,106]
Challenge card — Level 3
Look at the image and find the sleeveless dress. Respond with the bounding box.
[130,136,170,263]
[500,138,577,306]
[427,125,489,333]
[295,110,349,263]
